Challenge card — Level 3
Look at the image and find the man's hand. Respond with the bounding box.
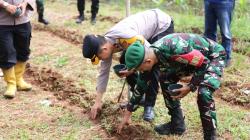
[171,84,191,100]
[119,69,134,78]
[117,110,132,134]
[90,100,102,119]
[90,93,103,119]
[17,1,28,17]
[5,4,17,15]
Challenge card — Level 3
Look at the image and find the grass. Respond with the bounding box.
[217,106,250,139]
[1,0,248,139]
[41,0,250,55]
[33,54,51,64]
[55,56,69,68]
[0,97,102,140]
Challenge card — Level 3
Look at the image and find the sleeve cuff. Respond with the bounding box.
[127,102,139,112]
[188,83,197,92]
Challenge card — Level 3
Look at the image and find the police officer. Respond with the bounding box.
[0,0,35,98]
[119,33,226,140]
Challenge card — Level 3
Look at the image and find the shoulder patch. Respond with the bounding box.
[118,35,145,49]
[171,49,205,67]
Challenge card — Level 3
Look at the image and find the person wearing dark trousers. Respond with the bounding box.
[76,0,99,24]
[36,0,49,25]
[204,0,235,67]
[0,0,35,98]
[82,9,174,122]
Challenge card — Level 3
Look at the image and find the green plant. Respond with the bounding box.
[55,56,69,68]
[34,54,51,64]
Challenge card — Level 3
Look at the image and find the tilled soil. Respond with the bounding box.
[32,23,83,45]
[25,64,156,139]
[218,81,250,108]
[25,64,93,110]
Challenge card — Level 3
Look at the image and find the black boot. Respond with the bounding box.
[204,129,216,140]
[91,15,96,25]
[143,106,154,122]
[38,14,49,25]
[138,94,145,106]
[76,15,84,24]
[154,107,186,135]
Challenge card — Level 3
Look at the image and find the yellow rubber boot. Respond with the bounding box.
[15,62,32,91]
[2,67,17,98]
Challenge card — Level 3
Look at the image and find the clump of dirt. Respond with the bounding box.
[99,15,121,24]
[100,100,155,139]
[25,64,94,110]
[191,27,203,34]
[117,124,154,140]
[32,23,83,45]
[217,81,250,108]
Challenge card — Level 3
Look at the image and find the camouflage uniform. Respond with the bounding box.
[128,33,226,134]
[36,0,49,24]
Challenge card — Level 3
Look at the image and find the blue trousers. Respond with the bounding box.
[204,0,235,61]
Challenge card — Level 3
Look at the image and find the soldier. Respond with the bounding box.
[76,0,99,24]
[82,9,174,122]
[0,0,35,98]
[119,33,226,140]
[36,0,49,25]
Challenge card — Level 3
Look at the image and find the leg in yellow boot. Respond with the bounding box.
[2,67,17,98]
[15,62,32,91]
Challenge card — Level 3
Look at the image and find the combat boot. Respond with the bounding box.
[143,106,154,122]
[38,14,49,25]
[14,62,32,91]
[2,67,16,98]
[154,107,186,135]
[91,15,96,25]
[76,14,84,24]
[204,129,216,140]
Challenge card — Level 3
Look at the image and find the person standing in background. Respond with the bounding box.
[76,0,99,25]
[204,0,235,67]
[36,0,49,25]
[0,0,35,98]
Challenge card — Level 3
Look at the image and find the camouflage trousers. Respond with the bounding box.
[36,0,44,15]
[160,57,225,131]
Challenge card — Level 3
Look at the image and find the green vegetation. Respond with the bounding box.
[0,0,249,139]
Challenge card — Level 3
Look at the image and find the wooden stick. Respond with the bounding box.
[117,80,126,103]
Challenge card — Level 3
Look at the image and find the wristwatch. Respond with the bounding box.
[3,2,9,9]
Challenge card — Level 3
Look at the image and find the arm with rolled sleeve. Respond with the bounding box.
[96,56,112,94]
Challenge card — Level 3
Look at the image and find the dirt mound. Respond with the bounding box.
[32,23,83,45]
[32,15,121,45]
[191,27,203,34]
[117,124,153,140]
[99,15,121,24]
[25,64,94,110]
[100,101,155,139]
[218,81,250,108]
[25,64,155,138]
